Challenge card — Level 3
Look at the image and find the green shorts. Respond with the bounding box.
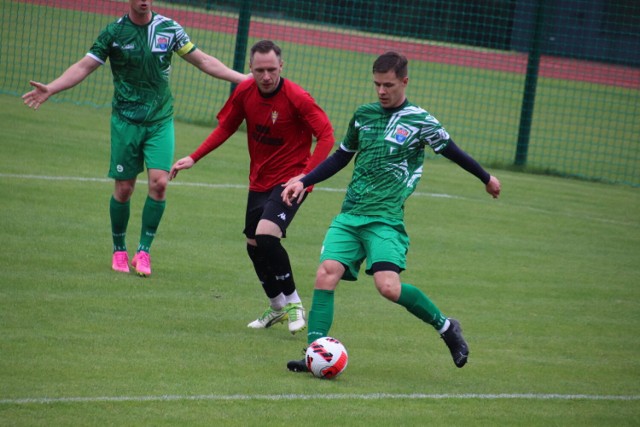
[319,213,410,281]
[108,115,175,180]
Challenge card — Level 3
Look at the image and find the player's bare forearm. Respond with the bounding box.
[186,50,248,84]
[211,64,247,84]
[23,56,99,110]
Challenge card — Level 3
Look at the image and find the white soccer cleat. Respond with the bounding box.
[247,306,288,329]
[285,302,306,335]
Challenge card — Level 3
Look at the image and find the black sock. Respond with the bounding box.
[254,234,296,296]
[247,243,280,298]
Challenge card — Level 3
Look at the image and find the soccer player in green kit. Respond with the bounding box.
[282,51,501,370]
[22,0,247,276]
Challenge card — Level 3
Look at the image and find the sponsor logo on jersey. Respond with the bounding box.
[357,122,371,132]
[253,124,284,146]
[112,42,135,50]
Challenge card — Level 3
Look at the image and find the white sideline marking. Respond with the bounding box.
[0,393,638,405]
[2,173,637,226]
[0,173,456,198]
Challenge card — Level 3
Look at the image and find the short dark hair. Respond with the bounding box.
[372,51,408,78]
[250,40,282,62]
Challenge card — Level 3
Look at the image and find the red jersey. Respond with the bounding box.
[190,78,334,192]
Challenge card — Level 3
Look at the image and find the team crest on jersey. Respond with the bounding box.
[386,123,418,146]
[395,126,410,143]
[152,33,173,52]
[271,111,278,124]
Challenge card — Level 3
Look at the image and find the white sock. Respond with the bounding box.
[438,318,451,334]
[284,290,302,305]
[269,293,286,310]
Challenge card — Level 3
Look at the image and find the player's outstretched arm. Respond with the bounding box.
[169,156,195,181]
[183,49,248,84]
[485,175,501,199]
[22,56,100,110]
[440,140,502,198]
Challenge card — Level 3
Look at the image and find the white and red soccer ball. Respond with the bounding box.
[305,337,348,379]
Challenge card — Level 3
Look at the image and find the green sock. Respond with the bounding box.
[396,283,447,331]
[110,196,130,252]
[137,196,165,253]
[307,289,335,345]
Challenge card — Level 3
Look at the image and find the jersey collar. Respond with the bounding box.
[259,77,285,99]
[382,98,409,114]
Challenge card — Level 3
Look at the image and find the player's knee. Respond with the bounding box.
[377,282,400,301]
[315,260,343,290]
[149,178,168,197]
[374,274,401,301]
[114,180,135,201]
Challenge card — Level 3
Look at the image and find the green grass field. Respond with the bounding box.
[1,91,639,426]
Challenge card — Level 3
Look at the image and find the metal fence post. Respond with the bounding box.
[230,0,252,94]
[515,0,547,167]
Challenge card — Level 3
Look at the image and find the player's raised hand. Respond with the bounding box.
[22,81,50,110]
[486,175,501,198]
[281,180,306,206]
[169,156,195,180]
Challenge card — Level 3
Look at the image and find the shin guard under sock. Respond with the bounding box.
[307,289,335,345]
[396,283,447,331]
[137,196,165,253]
[110,196,130,252]
[254,234,296,296]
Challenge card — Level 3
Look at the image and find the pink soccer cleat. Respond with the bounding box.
[112,251,130,273]
[131,251,151,277]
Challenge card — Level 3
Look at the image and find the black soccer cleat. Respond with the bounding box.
[440,318,469,368]
[287,358,309,373]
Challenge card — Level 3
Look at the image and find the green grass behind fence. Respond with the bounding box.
[2,0,639,185]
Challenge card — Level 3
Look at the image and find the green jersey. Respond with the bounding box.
[88,13,196,124]
[340,99,451,219]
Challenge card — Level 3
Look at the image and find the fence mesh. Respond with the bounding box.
[2,0,639,185]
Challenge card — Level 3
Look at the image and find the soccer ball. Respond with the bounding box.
[305,337,348,379]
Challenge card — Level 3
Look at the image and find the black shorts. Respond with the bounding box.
[243,185,308,239]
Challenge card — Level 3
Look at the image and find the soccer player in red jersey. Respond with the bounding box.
[170,40,334,335]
